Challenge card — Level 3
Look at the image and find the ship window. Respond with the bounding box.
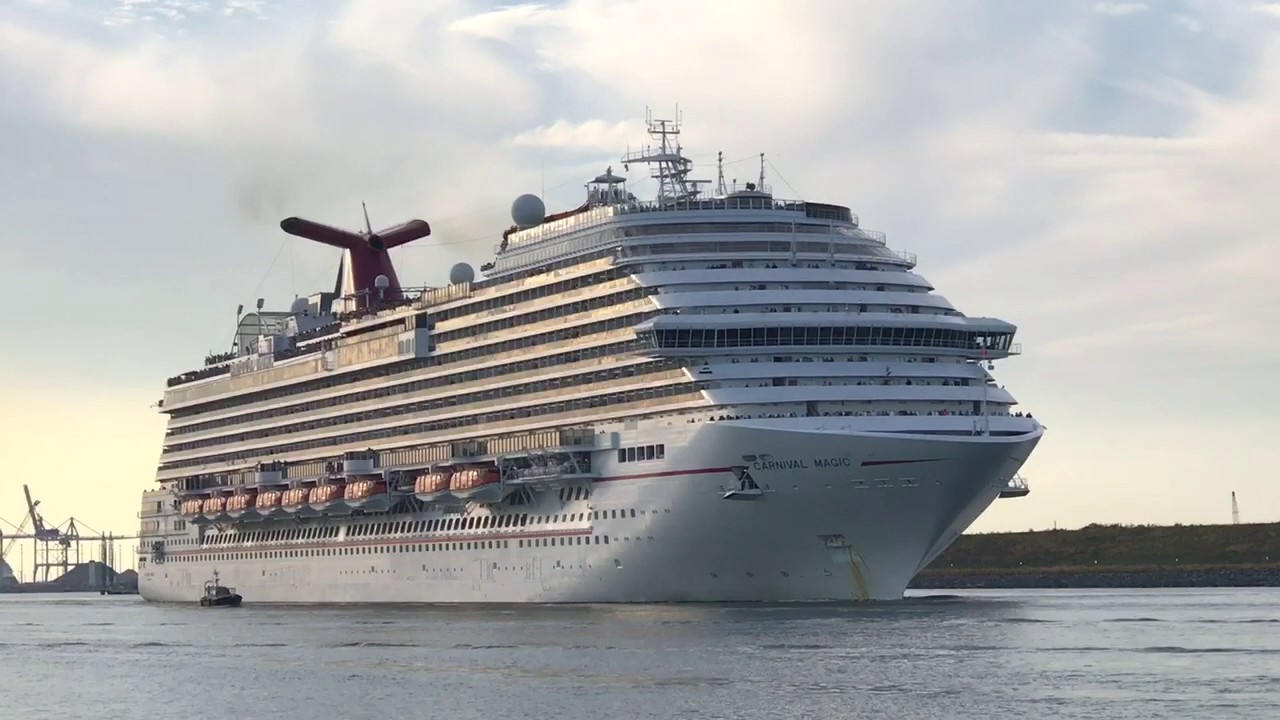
[626,447,636,462]
[604,536,609,544]
[630,509,636,518]
[656,444,665,458]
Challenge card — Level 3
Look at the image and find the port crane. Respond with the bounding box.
[1,484,136,585]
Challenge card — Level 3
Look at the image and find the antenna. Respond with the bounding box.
[361,202,373,235]
[758,153,766,189]
[231,304,244,352]
[620,104,707,204]
[716,151,727,196]
[1232,491,1240,525]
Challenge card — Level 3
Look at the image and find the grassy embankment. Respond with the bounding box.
[920,522,1280,576]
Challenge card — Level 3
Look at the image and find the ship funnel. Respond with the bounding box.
[280,211,430,304]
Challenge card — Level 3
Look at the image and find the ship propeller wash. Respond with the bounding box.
[137,112,1042,603]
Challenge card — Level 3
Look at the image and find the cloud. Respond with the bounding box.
[1252,3,1280,19]
[1173,14,1204,32]
[1094,2,1148,15]
[507,118,646,150]
[1,0,1278,535]
[448,2,563,41]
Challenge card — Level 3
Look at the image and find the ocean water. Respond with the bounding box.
[1,588,1277,719]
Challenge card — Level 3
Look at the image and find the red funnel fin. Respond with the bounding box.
[280,216,430,303]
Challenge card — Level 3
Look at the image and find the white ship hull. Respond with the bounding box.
[139,421,1041,603]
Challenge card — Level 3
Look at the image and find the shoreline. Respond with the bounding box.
[909,565,1280,589]
[912,520,1280,589]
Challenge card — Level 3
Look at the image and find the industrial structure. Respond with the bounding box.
[0,484,137,591]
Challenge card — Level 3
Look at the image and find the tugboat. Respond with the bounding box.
[198,571,242,608]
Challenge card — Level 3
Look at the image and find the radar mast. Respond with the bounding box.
[621,107,709,205]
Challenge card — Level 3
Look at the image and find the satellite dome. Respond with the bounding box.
[449,262,476,285]
[511,193,546,228]
[374,274,390,289]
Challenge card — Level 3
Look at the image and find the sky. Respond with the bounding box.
[1,0,1278,572]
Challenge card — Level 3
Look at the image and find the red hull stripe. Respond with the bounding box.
[860,458,944,467]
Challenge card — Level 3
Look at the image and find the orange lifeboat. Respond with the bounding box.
[282,487,310,507]
[414,472,452,495]
[255,490,282,510]
[225,492,257,515]
[450,468,499,492]
[202,496,227,515]
[344,479,385,501]
[309,484,343,504]
[342,477,391,511]
[180,499,204,516]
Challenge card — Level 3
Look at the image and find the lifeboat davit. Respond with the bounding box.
[449,468,505,503]
[343,478,390,512]
[309,483,351,515]
[413,471,454,502]
[225,491,259,520]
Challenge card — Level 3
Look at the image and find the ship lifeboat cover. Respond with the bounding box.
[345,479,384,501]
[309,484,343,503]
[256,490,282,509]
[227,493,257,512]
[414,472,451,494]
[283,487,310,506]
[451,468,499,491]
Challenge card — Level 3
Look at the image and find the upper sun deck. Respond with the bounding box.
[490,111,878,276]
[501,195,859,252]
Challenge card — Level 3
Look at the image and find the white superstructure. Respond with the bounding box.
[136,114,1043,603]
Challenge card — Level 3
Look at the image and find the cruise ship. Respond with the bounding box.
[136,115,1043,603]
